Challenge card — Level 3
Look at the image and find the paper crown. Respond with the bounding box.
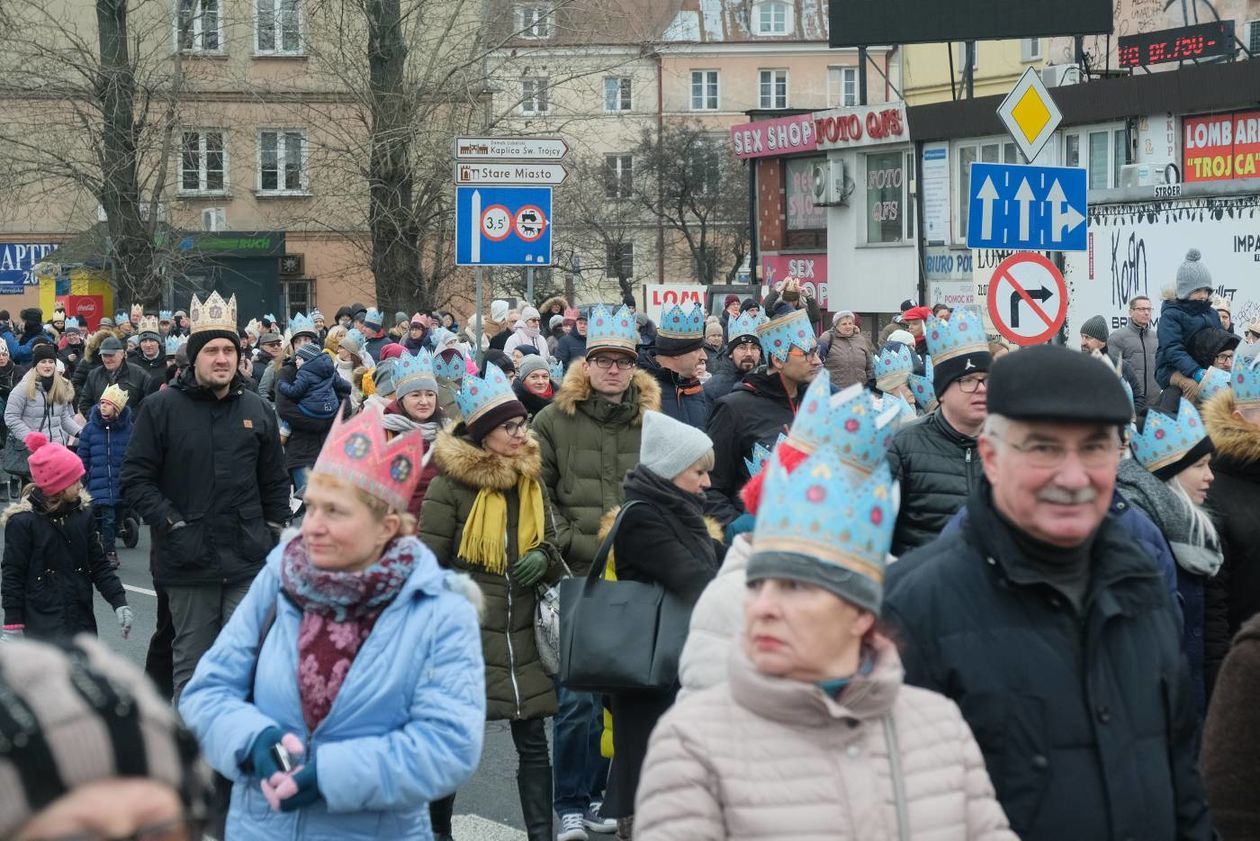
[63,317,79,331]
[130,304,142,321]
[548,360,566,381]
[925,306,986,363]
[364,307,384,328]
[657,303,705,339]
[757,309,816,363]
[100,384,129,411]
[115,312,128,324]
[434,347,466,381]
[1131,397,1208,473]
[1234,354,1260,407]
[874,344,914,391]
[585,305,638,355]
[753,450,898,589]
[342,328,366,353]
[907,356,936,410]
[790,381,902,476]
[188,291,238,334]
[744,433,788,478]
[137,315,160,336]
[1199,365,1231,404]
[312,404,425,512]
[263,313,277,325]
[456,364,517,427]
[288,312,317,338]
[395,349,438,393]
[727,310,766,344]
[159,310,172,321]
[165,336,183,356]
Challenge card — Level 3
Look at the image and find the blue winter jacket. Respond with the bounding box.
[275,351,349,419]
[77,405,133,507]
[1155,297,1222,388]
[179,535,486,841]
[1,327,50,364]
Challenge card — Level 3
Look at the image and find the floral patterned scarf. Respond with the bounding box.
[280,536,419,730]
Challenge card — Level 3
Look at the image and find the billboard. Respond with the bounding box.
[1183,111,1260,183]
[829,0,1112,47]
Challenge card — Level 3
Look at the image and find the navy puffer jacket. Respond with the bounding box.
[78,405,133,507]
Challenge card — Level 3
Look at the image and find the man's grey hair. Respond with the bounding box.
[980,413,1011,443]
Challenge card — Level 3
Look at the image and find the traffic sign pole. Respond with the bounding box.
[526,267,534,305]
[474,267,484,366]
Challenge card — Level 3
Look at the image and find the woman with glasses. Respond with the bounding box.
[384,350,448,519]
[420,365,565,841]
[504,306,550,358]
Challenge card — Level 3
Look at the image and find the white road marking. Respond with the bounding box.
[453,814,526,840]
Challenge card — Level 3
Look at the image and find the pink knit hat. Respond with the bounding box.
[24,432,84,496]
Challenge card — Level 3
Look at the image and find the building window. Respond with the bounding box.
[606,242,633,278]
[956,41,979,71]
[865,150,914,245]
[604,155,633,198]
[1248,21,1260,55]
[753,1,791,35]
[516,5,552,38]
[177,0,221,52]
[953,138,1016,243]
[1021,37,1042,62]
[690,70,718,110]
[1064,126,1127,189]
[521,77,549,115]
[281,279,312,317]
[604,77,632,112]
[258,130,307,194]
[827,66,858,107]
[180,130,227,194]
[758,69,788,109]
[256,0,302,54]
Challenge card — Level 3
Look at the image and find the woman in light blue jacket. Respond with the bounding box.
[179,405,486,840]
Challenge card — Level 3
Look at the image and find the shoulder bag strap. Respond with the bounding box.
[245,599,280,704]
[882,714,911,841]
[586,499,644,581]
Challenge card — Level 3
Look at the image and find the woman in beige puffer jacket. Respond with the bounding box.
[636,633,1015,841]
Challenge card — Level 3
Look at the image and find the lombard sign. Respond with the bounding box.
[813,103,909,151]
[0,242,57,293]
[730,113,817,160]
[1183,111,1260,182]
[643,283,707,324]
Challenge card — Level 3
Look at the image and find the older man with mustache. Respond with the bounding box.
[883,345,1213,841]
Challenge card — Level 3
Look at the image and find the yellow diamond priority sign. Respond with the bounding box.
[997,66,1062,163]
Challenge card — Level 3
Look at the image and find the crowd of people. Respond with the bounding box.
[3,250,1260,841]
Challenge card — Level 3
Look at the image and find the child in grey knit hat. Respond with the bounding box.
[1155,248,1225,402]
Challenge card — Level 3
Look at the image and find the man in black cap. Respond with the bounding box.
[129,316,167,393]
[883,345,1211,841]
[704,313,762,399]
[1079,314,1145,415]
[639,306,710,428]
[77,336,151,417]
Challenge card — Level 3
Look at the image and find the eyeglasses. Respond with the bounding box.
[1131,305,1153,312]
[1216,351,1235,364]
[786,346,820,359]
[590,356,634,370]
[262,341,282,349]
[499,418,529,437]
[994,435,1122,469]
[955,375,989,393]
[526,318,540,325]
[31,815,204,841]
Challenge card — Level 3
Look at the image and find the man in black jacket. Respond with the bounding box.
[129,316,168,392]
[884,346,1212,841]
[78,337,152,418]
[704,312,762,400]
[641,303,709,429]
[554,312,587,371]
[121,298,289,702]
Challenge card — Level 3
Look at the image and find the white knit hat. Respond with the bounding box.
[639,411,713,480]
[490,300,510,322]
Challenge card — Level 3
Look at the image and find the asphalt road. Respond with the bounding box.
[67,527,530,839]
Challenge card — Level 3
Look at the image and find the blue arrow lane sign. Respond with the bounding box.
[455,185,553,266]
[966,162,1088,252]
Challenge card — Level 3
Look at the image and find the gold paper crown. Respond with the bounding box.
[188,291,238,335]
[130,303,143,321]
[137,314,161,335]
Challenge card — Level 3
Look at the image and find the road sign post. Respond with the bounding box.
[967,162,1087,252]
[986,252,1068,346]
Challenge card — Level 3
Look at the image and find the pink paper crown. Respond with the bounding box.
[311,405,425,512]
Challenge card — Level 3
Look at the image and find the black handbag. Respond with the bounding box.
[558,501,693,693]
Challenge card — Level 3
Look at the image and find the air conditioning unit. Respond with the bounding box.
[1040,64,1080,88]
[201,207,226,232]
[1119,162,1171,188]
[810,158,849,207]
[279,253,304,276]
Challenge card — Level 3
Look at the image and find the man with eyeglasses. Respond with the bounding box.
[884,345,1211,841]
[1110,295,1159,410]
[531,304,661,839]
[886,307,991,555]
[1078,315,1145,416]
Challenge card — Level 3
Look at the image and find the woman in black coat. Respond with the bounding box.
[605,410,725,834]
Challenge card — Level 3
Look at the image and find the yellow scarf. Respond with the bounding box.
[458,475,545,574]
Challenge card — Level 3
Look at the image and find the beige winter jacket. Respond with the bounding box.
[636,635,1015,841]
[677,534,750,699]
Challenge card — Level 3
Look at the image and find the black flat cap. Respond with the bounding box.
[987,344,1132,425]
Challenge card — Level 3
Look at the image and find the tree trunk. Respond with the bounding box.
[366,0,421,313]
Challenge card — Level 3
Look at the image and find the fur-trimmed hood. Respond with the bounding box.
[552,361,661,424]
[1,487,92,526]
[539,296,571,315]
[431,425,542,490]
[1204,389,1260,466]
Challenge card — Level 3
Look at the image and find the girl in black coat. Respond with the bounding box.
[605,411,725,834]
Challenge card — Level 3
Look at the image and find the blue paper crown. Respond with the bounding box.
[364,307,382,323]
[456,364,518,426]
[907,356,935,410]
[727,310,766,344]
[263,313,277,324]
[288,312,316,337]
[434,347,465,381]
[874,344,914,390]
[753,450,898,588]
[343,328,366,351]
[548,360,565,381]
[744,433,788,477]
[785,381,901,476]
[586,305,639,355]
[1131,397,1208,473]
[165,336,182,355]
[657,303,705,339]
[925,306,987,363]
[159,310,172,321]
[1198,366,1230,404]
[756,309,816,363]
[63,317,79,331]
[881,391,918,431]
[1235,354,1260,407]
[395,349,437,393]
[115,311,128,324]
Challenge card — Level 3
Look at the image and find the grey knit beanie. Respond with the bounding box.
[1176,249,1213,299]
[516,354,551,381]
[373,358,398,396]
[639,410,713,480]
[1079,315,1109,344]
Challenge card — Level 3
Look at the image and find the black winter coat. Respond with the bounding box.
[1,490,127,639]
[702,352,741,400]
[78,360,151,417]
[886,409,982,555]
[1203,390,1260,639]
[121,370,290,588]
[128,348,167,389]
[884,486,1213,841]
[704,369,801,525]
[554,331,587,369]
[273,361,334,472]
[58,344,84,381]
[639,352,710,430]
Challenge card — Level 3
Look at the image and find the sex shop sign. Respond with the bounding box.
[762,253,829,309]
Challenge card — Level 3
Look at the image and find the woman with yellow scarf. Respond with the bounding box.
[419,364,564,841]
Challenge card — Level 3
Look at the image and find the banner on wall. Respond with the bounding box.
[762,254,829,309]
[1183,111,1260,183]
[0,243,56,294]
[643,283,707,324]
[1065,197,1260,336]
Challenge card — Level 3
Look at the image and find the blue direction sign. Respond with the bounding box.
[455,186,552,266]
[966,162,1087,252]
